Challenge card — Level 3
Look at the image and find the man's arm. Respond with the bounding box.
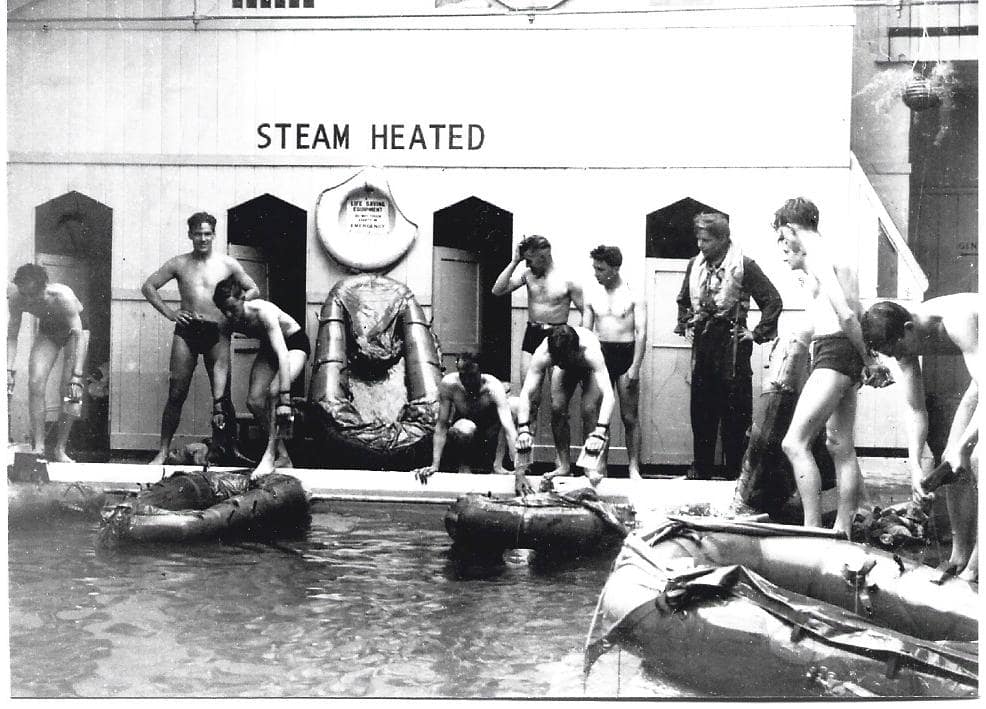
[895,356,933,500]
[569,279,585,315]
[674,261,693,336]
[811,258,872,363]
[227,257,261,301]
[943,353,980,474]
[581,298,596,330]
[141,259,189,323]
[744,258,783,343]
[628,295,648,379]
[491,382,517,463]
[516,350,548,427]
[429,384,454,470]
[491,245,527,296]
[7,287,23,374]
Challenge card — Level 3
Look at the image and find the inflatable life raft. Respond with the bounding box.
[585,516,978,698]
[97,469,309,546]
[7,451,108,524]
[305,274,443,469]
[444,491,635,556]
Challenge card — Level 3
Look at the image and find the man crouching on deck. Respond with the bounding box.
[413,352,530,496]
[516,324,615,487]
[212,277,310,479]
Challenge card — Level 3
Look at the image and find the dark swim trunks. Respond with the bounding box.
[521,321,566,355]
[600,341,635,379]
[37,310,90,347]
[811,333,863,385]
[258,329,311,363]
[174,319,222,356]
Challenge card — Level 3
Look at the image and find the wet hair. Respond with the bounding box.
[187,211,217,232]
[519,235,551,256]
[547,324,580,365]
[693,212,730,240]
[772,198,820,231]
[861,301,911,352]
[456,351,482,371]
[13,263,48,290]
[212,276,244,309]
[590,245,622,268]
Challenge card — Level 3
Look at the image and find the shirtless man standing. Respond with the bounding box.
[862,295,979,582]
[515,325,615,486]
[412,352,529,496]
[7,264,90,461]
[142,212,260,465]
[582,245,647,479]
[773,197,890,536]
[492,235,583,456]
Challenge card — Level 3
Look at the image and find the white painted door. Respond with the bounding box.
[432,246,482,373]
[228,245,269,418]
[36,253,90,422]
[642,258,694,464]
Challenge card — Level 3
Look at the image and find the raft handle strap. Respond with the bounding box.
[317,316,347,325]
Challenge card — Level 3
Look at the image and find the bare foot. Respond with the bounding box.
[148,451,168,465]
[493,467,510,476]
[628,468,643,480]
[51,450,75,463]
[252,457,276,479]
[957,566,978,584]
[543,466,570,480]
[587,471,604,487]
[274,455,293,469]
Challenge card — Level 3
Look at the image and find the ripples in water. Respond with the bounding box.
[8,501,678,698]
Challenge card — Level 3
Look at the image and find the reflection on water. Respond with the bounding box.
[8,502,677,698]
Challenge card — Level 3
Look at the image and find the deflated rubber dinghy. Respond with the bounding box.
[445,490,635,556]
[97,469,309,545]
[7,452,108,524]
[305,273,443,469]
[585,516,978,698]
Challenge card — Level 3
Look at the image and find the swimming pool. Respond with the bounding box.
[7,501,683,698]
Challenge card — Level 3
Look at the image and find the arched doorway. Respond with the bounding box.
[432,197,513,381]
[642,197,728,465]
[226,195,308,436]
[34,191,113,459]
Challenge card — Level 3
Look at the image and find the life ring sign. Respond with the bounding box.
[315,167,418,273]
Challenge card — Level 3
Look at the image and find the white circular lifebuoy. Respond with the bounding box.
[315,169,417,272]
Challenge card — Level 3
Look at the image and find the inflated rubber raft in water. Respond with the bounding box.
[7,452,108,524]
[584,516,977,698]
[444,490,635,556]
[305,273,443,469]
[97,469,309,545]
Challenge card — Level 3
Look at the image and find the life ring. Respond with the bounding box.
[315,167,417,272]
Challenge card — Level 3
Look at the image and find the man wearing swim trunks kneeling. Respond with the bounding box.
[515,325,615,486]
[213,277,310,478]
[862,295,979,582]
[7,264,90,461]
[583,245,647,479]
[142,212,260,465]
[413,352,529,496]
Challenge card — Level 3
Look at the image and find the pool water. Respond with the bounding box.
[7,502,680,698]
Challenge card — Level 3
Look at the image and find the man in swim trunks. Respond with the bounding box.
[7,263,90,461]
[862,295,979,582]
[213,277,310,478]
[675,212,782,480]
[774,197,890,536]
[142,211,260,465]
[582,245,647,479]
[412,352,531,496]
[515,325,615,486]
[492,235,584,462]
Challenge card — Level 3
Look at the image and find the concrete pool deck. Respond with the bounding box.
[25,455,911,527]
